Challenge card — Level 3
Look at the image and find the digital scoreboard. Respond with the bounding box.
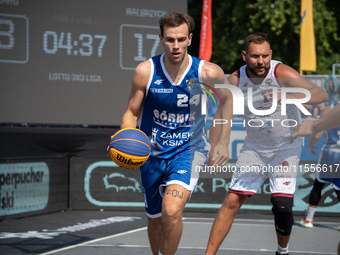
[0,0,186,125]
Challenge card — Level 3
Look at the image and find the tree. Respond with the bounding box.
[188,0,340,74]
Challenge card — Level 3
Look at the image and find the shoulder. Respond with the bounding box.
[228,70,238,79]
[133,60,151,88]
[275,63,302,79]
[227,70,238,85]
[134,60,151,78]
[201,61,225,79]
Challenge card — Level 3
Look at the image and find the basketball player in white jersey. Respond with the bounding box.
[120,13,233,255]
[205,33,328,255]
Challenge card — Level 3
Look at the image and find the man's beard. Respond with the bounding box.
[248,64,269,77]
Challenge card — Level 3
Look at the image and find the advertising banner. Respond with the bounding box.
[69,157,340,214]
[0,158,68,218]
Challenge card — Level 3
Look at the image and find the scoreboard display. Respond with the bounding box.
[0,0,186,126]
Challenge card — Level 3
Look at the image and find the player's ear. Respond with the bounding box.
[241,51,246,62]
[188,33,193,46]
[159,34,164,46]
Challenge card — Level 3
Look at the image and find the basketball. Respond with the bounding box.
[109,128,151,169]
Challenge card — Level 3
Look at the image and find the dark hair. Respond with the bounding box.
[159,12,195,37]
[245,33,270,52]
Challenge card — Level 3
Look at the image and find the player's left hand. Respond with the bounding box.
[290,120,314,143]
[106,135,114,156]
[207,143,229,177]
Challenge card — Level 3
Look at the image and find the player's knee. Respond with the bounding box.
[161,203,182,221]
[271,196,293,217]
[271,196,294,236]
[224,193,245,210]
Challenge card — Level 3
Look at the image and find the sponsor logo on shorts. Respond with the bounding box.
[283,181,291,186]
[177,170,187,174]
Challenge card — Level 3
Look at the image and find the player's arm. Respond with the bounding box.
[307,105,332,155]
[203,66,234,168]
[312,103,340,134]
[275,64,328,105]
[121,61,150,129]
[291,103,340,142]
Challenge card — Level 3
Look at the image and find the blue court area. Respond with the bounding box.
[1,210,339,255]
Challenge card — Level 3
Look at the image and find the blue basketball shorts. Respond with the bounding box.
[316,147,340,190]
[139,149,208,218]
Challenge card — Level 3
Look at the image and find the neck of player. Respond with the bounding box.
[164,53,189,84]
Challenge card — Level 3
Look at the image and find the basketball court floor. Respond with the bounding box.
[1,209,339,255]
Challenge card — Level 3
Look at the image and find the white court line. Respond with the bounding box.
[38,218,338,254]
[81,244,337,254]
[38,226,147,255]
[183,217,339,225]
[183,217,275,222]
[183,221,339,230]
[183,221,339,228]
[184,222,274,227]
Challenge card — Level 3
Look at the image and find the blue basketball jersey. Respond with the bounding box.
[323,102,340,149]
[138,54,210,158]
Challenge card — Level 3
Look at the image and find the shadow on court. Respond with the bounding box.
[0,210,339,255]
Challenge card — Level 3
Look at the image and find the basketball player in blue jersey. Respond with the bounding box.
[291,86,340,255]
[294,86,340,229]
[205,33,328,255]
[119,13,233,255]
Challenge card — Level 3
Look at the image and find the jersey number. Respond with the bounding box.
[177,94,201,107]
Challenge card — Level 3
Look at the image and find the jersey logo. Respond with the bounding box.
[265,78,273,86]
[186,80,194,90]
[154,79,164,85]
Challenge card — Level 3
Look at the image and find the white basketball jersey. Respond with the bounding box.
[238,60,303,149]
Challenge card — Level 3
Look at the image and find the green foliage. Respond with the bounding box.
[188,0,340,74]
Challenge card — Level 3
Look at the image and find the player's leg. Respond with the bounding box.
[275,233,290,255]
[309,178,325,206]
[300,178,325,228]
[148,217,162,255]
[271,196,294,254]
[139,157,166,255]
[206,146,265,255]
[158,149,207,255]
[270,150,300,255]
[205,192,247,255]
[159,184,191,255]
